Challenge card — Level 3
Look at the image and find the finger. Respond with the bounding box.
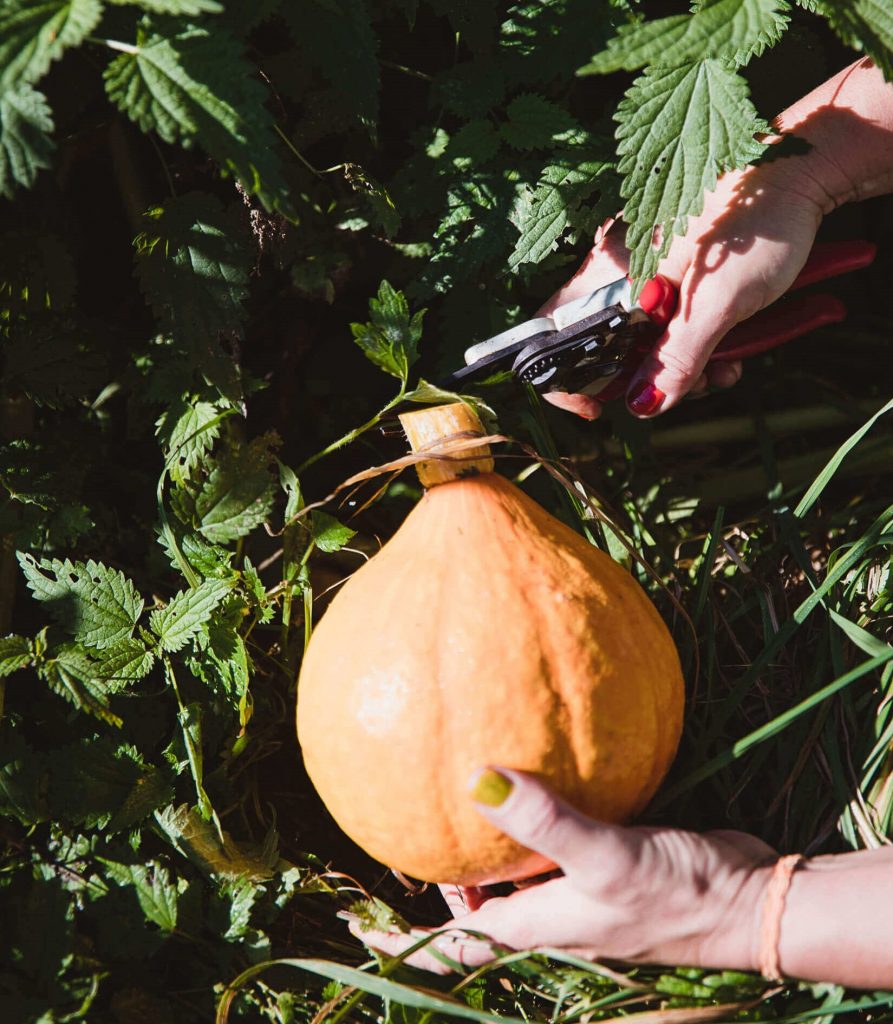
[470,768,639,881]
[626,270,741,417]
[686,372,709,399]
[705,360,742,390]
[439,884,491,916]
[348,921,500,975]
[542,392,603,421]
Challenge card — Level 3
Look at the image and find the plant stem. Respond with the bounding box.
[296,386,406,476]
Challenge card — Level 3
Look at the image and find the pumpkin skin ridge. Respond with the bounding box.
[297,470,684,885]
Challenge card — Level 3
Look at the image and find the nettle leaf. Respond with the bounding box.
[446,119,500,167]
[193,433,278,542]
[15,875,73,987]
[582,0,791,73]
[499,0,618,87]
[156,803,276,880]
[4,315,107,407]
[40,643,123,725]
[108,0,222,13]
[349,896,410,934]
[0,231,76,314]
[0,634,32,676]
[104,25,294,216]
[282,0,379,126]
[311,511,356,553]
[187,614,249,700]
[156,394,231,485]
[96,638,156,688]
[0,0,102,92]
[350,280,424,381]
[500,93,579,151]
[103,860,179,931]
[135,193,253,371]
[150,578,234,652]
[616,60,766,284]
[805,0,893,80]
[0,733,47,824]
[0,84,54,199]
[18,554,144,650]
[47,738,172,830]
[509,155,616,269]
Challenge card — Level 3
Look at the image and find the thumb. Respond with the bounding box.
[470,768,636,880]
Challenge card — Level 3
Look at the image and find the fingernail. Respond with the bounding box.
[627,380,665,417]
[470,768,513,807]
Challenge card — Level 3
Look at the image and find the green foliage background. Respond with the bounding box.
[0,1,892,1022]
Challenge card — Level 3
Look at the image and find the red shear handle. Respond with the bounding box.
[638,274,677,329]
[711,293,846,362]
[636,239,875,361]
[789,240,877,291]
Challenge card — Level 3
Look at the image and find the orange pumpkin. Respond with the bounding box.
[296,404,684,885]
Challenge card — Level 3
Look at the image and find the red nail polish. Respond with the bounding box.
[627,381,666,417]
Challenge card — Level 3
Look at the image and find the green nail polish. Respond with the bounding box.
[471,769,513,807]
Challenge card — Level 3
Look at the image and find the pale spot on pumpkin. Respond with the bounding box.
[355,671,410,736]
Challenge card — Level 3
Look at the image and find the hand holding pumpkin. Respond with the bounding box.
[350,768,775,975]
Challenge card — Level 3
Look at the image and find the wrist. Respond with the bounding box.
[773,59,893,212]
[696,862,772,972]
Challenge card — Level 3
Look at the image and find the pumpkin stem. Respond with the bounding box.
[399,403,494,487]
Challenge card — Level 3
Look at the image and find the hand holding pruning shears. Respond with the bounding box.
[445,162,876,421]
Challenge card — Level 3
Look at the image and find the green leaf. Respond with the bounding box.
[350,280,424,381]
[0,733,47,824]
[135,193,253,383]
[446,119,500,167]
[0,84,54,199]
[104,25,294,216]
[0,0,102,91]
[193,434,278,543]
[581,0,791,73]
[499,93,579,150]
[48,738,172,830]
[149,578,233,652]
[108,0,222,13]
[615,60,766,284]
[4,315,106,407]
[281,0,379,126]
[0,231,75,315]
[805,0,893,80]
[829,608,891,659]
[102,860,179,931]
[156,394,230,485]
[95,638,156,688]
[348,896,410,934]
[0,634,32,676]
[18,554,144,650]
[311,511,356,553]
[155,803,276,880]
[509,155,616,269]
[16,875,73,987]
[40,643,123,725]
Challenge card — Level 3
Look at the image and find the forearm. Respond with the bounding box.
[773,847,893,987]
[775,58,893,212]
[705,847,893,987]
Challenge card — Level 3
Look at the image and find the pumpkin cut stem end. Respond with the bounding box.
[398,403,495,487]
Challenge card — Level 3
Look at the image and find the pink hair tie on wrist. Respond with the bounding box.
[758,854,806,982]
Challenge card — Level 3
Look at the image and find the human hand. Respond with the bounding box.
[540,154,828,421]
[348,768,774,974]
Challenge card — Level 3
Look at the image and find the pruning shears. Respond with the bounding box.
[440,240,877,402]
